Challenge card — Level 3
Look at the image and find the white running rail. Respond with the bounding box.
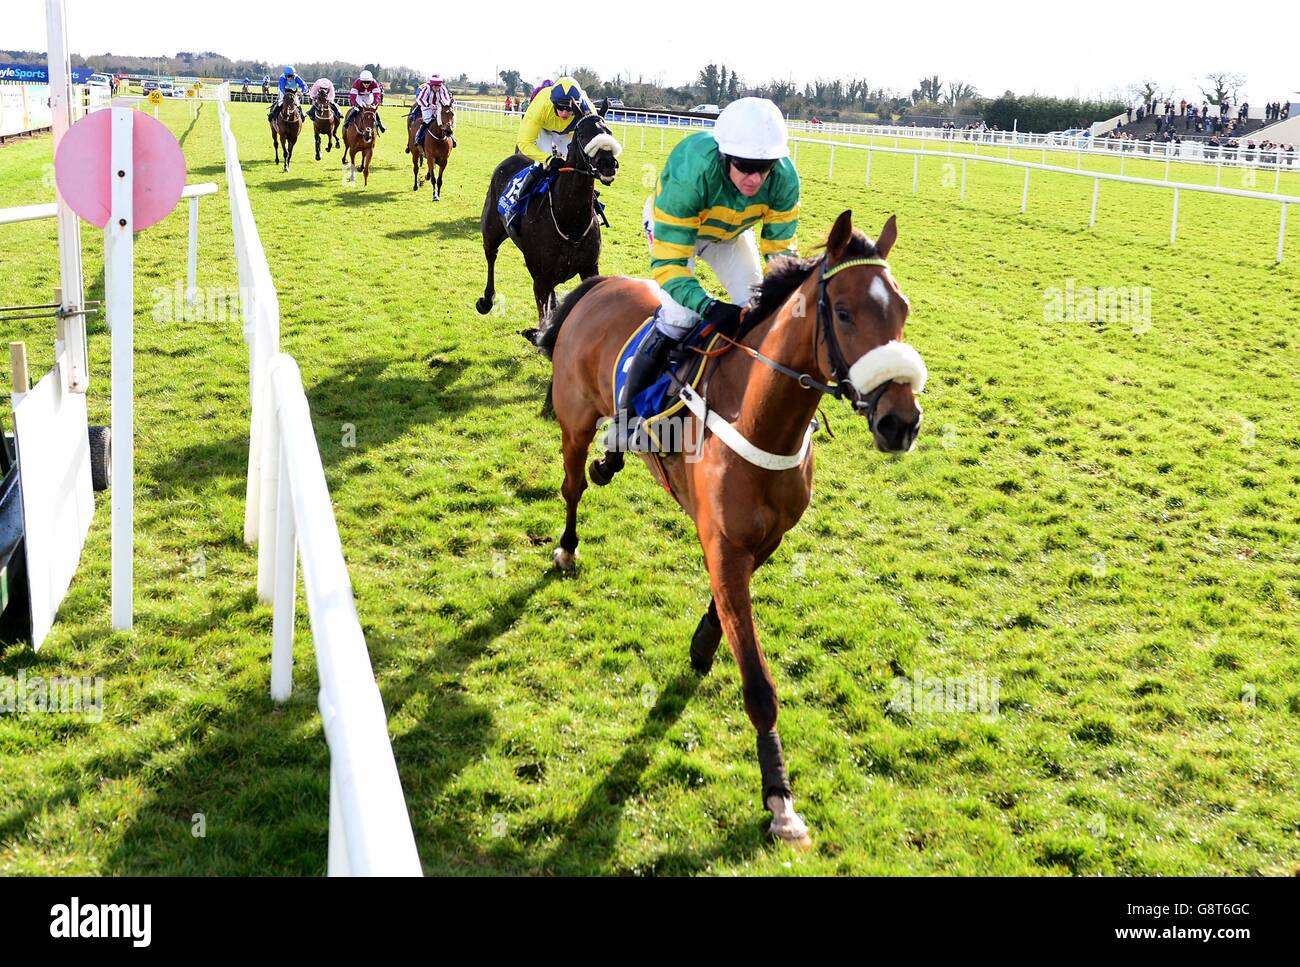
[218,98,421,876]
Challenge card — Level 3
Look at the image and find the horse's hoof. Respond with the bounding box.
[588,458,619,487]
[552,548,576,572]
[766,796,812,850]
[474,297,493,315]
[690,610,723,675]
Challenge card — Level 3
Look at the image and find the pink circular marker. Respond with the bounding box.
[54,109,186,230]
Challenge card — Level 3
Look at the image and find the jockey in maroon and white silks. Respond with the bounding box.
[345,70,386,131]
[411,73,455,148]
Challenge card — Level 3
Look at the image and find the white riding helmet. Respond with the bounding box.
[713,97,789,160]
[359,70,374,83]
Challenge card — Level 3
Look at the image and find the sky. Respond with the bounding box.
[7,0,1298,105]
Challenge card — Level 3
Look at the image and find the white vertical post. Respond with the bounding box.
[1275,163,1281,194]
[912,154,918,193]
[109,107,134,631]
[1041,146,1046,165]
[1279,202,1288,264]
[865,149,871,186]
[270,440,297,702]
[257,387,281,604]
[828,144,834,180]
[328,761,350,876]
[46,0,88,393]
[1215,158,1222,187]
[186,195,199,304]
[1089,177,1099,228]
[1021,168,1030,213]
[639,125,644,150]
[1120,154,1125,176]
[960,158,966,200]
[1164,156,1170,181]
[792,140,798,164]
[1170,187,1180,245]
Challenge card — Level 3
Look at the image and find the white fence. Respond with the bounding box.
[217,98,421,876]
[455,103,1298,177]
[789,136,1296,263]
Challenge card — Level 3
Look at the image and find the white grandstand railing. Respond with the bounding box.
[217,98,421,876]
[788,135,1297,263]
[454,103,1298,180]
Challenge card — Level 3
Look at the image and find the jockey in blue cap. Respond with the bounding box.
[268,66,307,123]
[500,77,595,236]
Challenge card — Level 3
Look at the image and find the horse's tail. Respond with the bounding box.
[524,276,607,359]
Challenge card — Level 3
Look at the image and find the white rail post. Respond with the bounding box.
[1021,168,1030,213]
[1279,202,1288,264]
[1215,158,1222,187]
[256,379,280,603]
[828,144,834,180]
[1089,178,1099,228]
[1275,162,1281,194]
[46,0,89,393]
[960,158,966,200]
[865,149,871,186]
[912,154,918,193]
[1164,156,1170,181]
[1120,154,1125,177]
[186,195,199,304]
[639,125,644,150]
[109,107,134,631]
[270,434,297,702]
[792,140,798,164]
[1171,187,1180,245]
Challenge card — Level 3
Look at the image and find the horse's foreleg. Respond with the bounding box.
[272,130,280,164]
[692,542,776,674]
[315,130,321,161]
[703,535,810,847]
[533,280,557,325]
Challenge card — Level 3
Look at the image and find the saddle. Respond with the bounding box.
[612,316,724,454]
[497,166,554,222]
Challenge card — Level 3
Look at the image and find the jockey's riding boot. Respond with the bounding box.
[377,116,386,133]
[617,325,680,450]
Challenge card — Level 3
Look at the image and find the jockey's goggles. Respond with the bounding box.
[727,156,777,176]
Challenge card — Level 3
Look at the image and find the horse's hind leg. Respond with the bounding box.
[554,421,597,571]
[690,598,723,674]
[476,214,504,314]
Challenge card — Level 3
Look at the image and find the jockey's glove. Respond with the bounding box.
[702,300,744,336]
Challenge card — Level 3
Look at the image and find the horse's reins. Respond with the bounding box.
[687,256,894,425]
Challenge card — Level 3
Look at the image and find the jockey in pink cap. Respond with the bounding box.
[407,72,456,151]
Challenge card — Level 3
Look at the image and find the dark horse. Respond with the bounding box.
[529,211,927,846]
[311,88,341,160]
[342,104,379,185]
[407,101,456,200]
[476,107,621,322]
[270,89,302,172]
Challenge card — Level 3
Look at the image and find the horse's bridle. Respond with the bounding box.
[703,256,896,427]
[560,115,613,179]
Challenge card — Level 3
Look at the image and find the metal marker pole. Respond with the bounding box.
[109,107,134,631]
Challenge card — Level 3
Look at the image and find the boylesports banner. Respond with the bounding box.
[0,63,94,84]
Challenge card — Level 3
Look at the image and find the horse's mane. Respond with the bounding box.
[746,230,879,325]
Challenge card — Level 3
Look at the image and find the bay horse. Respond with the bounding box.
[476,106,621,322]
[407,101,456,200]
[528,210,927,846]
[270,89,302,172]
[311,88,340,160]
[342,104,379,185]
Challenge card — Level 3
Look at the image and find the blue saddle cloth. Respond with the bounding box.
[497,165,553,222]
[613,317,713,422]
